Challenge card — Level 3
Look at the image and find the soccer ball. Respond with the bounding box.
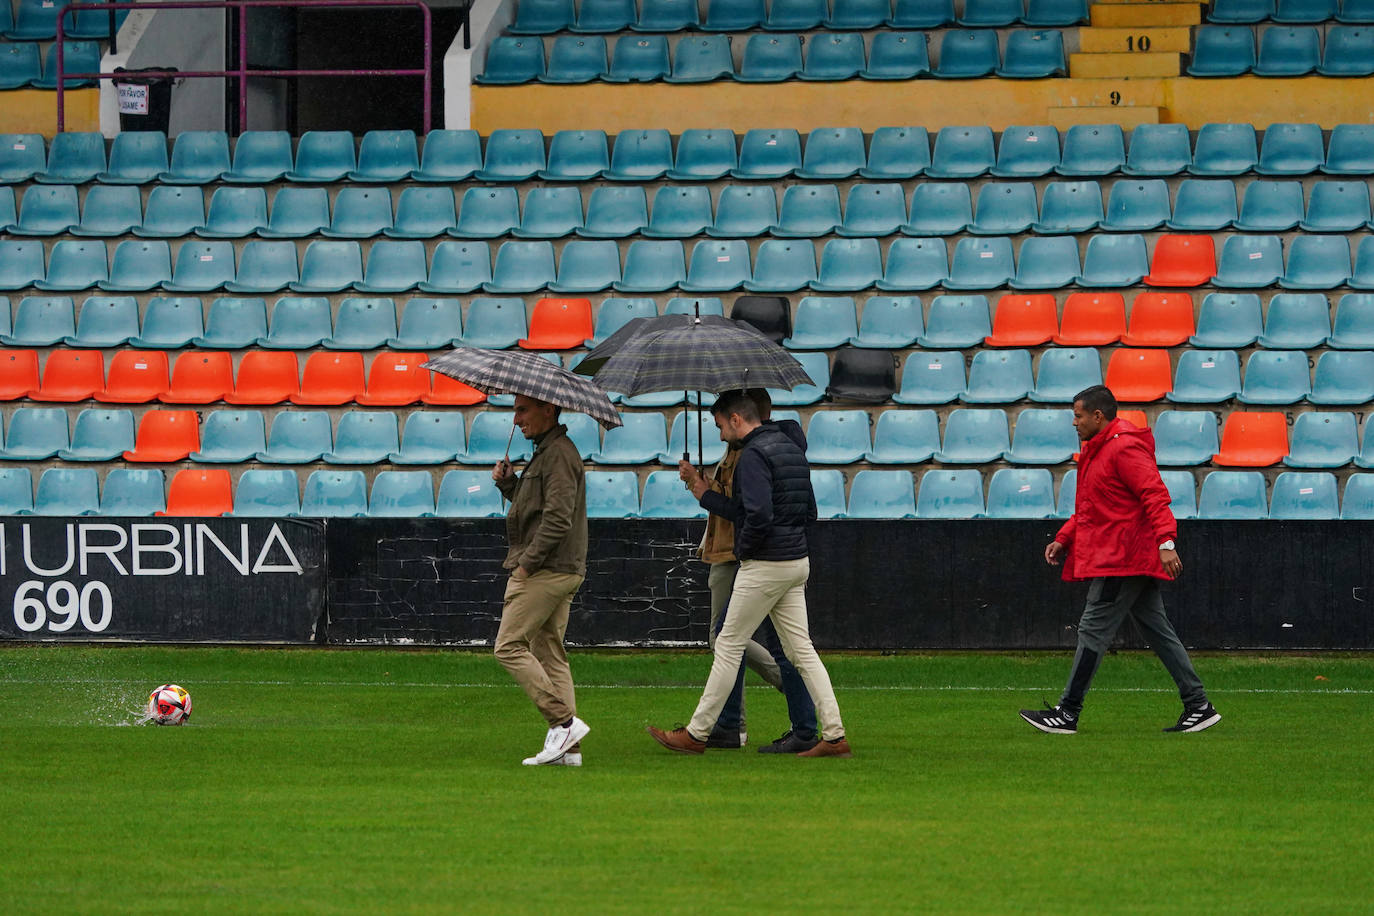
[147,684,192,726]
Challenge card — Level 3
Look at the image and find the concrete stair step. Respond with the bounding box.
[1048,105,1164,128]
[1070,51,1184,77]
[1078,26,1194,53]
[1091,3,1203,26]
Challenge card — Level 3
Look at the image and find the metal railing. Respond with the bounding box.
[56,0,434,134]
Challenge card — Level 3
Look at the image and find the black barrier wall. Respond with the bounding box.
[2,518,1371,649]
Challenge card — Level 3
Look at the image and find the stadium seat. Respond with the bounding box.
[664,128,736,180]
[0,406,68,459]
[24,468,99,516]
[935,408,1010,462]
[1010,236,1080,290]
[450,187,519,240]
[603,33,671,81]
[1338,0,1374,21]
[860,408,938,463]
[801,32,866,80]
[1234,180,1304,232]
[590,412,666,464]
[10,184,79,236]
[1031,348,1102,403]
[1034,180,1103,234]
[1268,471,1338,519]
[837,183,906,238]
[970,182,1038,235]
[507,0,574,32]
[1189,123,1259,175]
[986,293,1057,346]
[59,408,134,460]
[1212,411,1289,465]
[600,131,672,182]
[161,351,234,404]
[732,129,803,180]
[94,348,168,403]
[1104,347,1173,402]
[802,468,845,520]
[894,350,964,404]
[947,237,1014,290]
[409,130,481,184]
[826,346,896,402]
[163,243,235,295]
[784,297,858,349]
[1253,123,1324,177]
[1051,467,1079,517]
[298,470,369,517]
[1299,180,1371,232]
[0,467,34,514]
[292,351,366,405]
[1123,123,1193,176]
[1188,26,1257,75]
[483,241,555,294]
[456,297,525,348]
[726,295,788,342]
[324,298,398,350]
[123,409,200,462]
[30,240,105,292]
[433,469,505,518]
[4,295,75,345]
[1055,124,1126,176]
[642,186,712,239]
[775,185,843,237]
[629,470,702,518]
[1101,179,1170,232]
[289,240,363,293]
[1153,410,1220,465]
[321,187,393,239]
[357,351,430,406]
[1239,349,1311,404]
[1150,469,1195,519]
[573,0,636,31]
[540,130,610,181]
[1319,25,1374,74]
[257,187,329,239]
[1341,474,1374,519]
[828,0,892,28]
[1258,293,1331,348]
[1167,179,1238,231]
[1167,349,1242,403]
[549,241,620,293]
[665,297,725,318]
[664,410,728,465]
[1284,411,1358,466]
[682,240,751,292]
[814,237,884,291]
[415,241,489,295]
[228,469,301,517]
[471,129,545,183]
[1213,235,1284,287]
[67,186,139,239]
[519,296,595,349]
[1188,292,1261,348]
[196,187,269,239]
[706,187,779,240]
[614,240,687,293]
[1144,234,1216,287]
[665,35,735,82]
[983,468,1057,518]
[928,126,995,178]
[1118,292,1192,347]
[1280,236,1351,290]
[323,411,401,464]
[849,470,918,518]
[1254,26,1320,75]
[1327,294,1374,348]
[916,294,991,347]
[1310,350,1374,404]
[1197,470,1267,518]
[738,33,803,81]
[849,295,922,348]
[1053,292,1125,345]
[888,0,954,26]
[225,350,300,405]
[587,297,656,346]
[860,31,931,78]
[257,411,333,464]
[189,409,266,462]
[136,186,206,239]
[97,131,169,185]
[901,184,972,237]
[90,466,162,516]
[282,130,354,182]
[423,369,486,407]
[340,129,417,183]
[1208,0,1273,20]
[95,239,171,292]
[912,468,981,518]
[1351,237,1374,289]
[856,126,928,179]
[0,42,40,89]
[934,29,1002,77]
[155,130,232,185]
[764,0,827,28]
[767,350,828,405]
[998,29,1067,77]
[581,471,638,519]
[1004,408,1076,464]
[702,0,765,29]
[220,131,293,184]
[386,411,465,466]
[356,241,428,294]
[258,296,332,349]
[579,186,649,239]
[0,133,45,184]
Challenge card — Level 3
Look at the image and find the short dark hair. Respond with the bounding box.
[1073,384,1118,419]
[746,387,772,419]
[711,389,761,423]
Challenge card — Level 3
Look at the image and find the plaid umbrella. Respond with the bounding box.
[423,348,622,429]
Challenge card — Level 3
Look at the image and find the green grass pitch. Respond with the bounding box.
[2,647,1372,914]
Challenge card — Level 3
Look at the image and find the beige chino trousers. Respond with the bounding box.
[493,569,584,726]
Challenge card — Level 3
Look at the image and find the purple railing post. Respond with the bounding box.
[56,14,67,132]
[238,1,249,133]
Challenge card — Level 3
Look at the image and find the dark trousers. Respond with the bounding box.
[1060,575,1208,716]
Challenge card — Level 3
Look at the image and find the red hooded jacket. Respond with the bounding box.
[1054,416,1177,581]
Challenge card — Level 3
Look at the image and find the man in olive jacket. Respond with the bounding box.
[492,394,590,767]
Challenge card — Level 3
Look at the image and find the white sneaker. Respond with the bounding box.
[530,716,591,766]
[521,751,582,767]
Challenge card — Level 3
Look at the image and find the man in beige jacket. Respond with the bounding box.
[492,394,590,766]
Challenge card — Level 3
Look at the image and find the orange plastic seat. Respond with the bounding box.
[517,297,594,350]
[1118,409,1149,429]
[1144,235,1216,287]
[423,371,487,406]
[224,351,299,405]
[34,349,104,402]
[159,468,232,517]
[1121,292,1195,347]
[0,349,40,401]
[1104,348,1173,403]
[1053,292,1126,345]
[123,409,201,462]
[160,352,234,404]
[356,351,430,405]
[1213,411,1288,467]
[984,294,1058,347]
[95,349,169,403]
[290,351,366,405]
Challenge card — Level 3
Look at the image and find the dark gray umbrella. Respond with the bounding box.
[423,348,622,430]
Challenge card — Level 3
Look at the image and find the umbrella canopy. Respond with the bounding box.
[576,314,813,397]
[423,348,622,429]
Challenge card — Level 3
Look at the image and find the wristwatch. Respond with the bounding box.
[1159,539,1176,551]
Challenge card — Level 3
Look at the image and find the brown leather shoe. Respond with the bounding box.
[647,725,706,755]
[797,737,852,758]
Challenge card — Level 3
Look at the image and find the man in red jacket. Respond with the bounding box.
[1020,385,1220,735]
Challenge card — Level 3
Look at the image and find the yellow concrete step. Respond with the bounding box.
[1070,51,1184,77]
[1078,26,1194,53]
[1091,3,1203,26]
[1048,105,1163,128]
[1090,0,1204,5]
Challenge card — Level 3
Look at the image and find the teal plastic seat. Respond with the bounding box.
[259,296,332,349]
[984,468,1057,518]
[165,241,234,292]
[1189,123,1259,174]
[807,469,846,519]
[11,184,78,235]
[1268,471,1338,519]
[59,408,135,460]
[664,297,724,318]
[575,0,636,31]
[1328,294,1374,348]
[1212,234,1283,287]
[458,296,526,347]
[97,131,169,184]
[707,186,776,238]
[586,471,640,518]
[862,31,932,79]
[1057,124,1126,176]
[916,294,990,347]
[806,409,872,464]
[188,298,264,348]
[643,186,712,238]
[634,0,699,29]
[665,128,737,180]
[1033,180,1103,233]
[849,469,918,518]
[814,237,883,291]
[732,128,803,179]
[861,126,930,179]
[386,187,457,239]
[946,236,1014,290]
[1031,347,1102,402]
[258,412,333,464]
[580,186,648,238]
[839,183,907,237]
[225,241,298,293]
[605,34,671,81]
[703,0,765,29]
[285,130,355,182]
[259,186,329,238]
[1284,411,1358,467]
[639,469,708,518]
[1055,468,1077,517]
[1188,26,1256,76]
[590,412,667,464]
[482,241,554,294]
[160,130,231,184]
[541,129,610,181]
[1321,25,1374,75]
[0,42,40,90]
[196,187,268,238]
[959,0,1022,25]
[1235,180,1304,231]
[26,468,100,516]
[515,187,585,239]
[1168,179,1238,230]
[189,410,267,462]
[1011,235,1080,290]
[0,406,69,459]
[743,240,814,292]
[589,297,657,346]
[1153,410,1219,466]
[785,296,858,349]
[0,467,33,514]
[894,350,964,404]
[357,240,427,293]
[829,0,892,27]
[412,130,482,182]
[452,187,519,239]
[349,129,418,182]
[1254,26,1320,76]
[933,30,1000,78]
[69,186,139,238]
[1299,180,1370,231]
[475,129,546,182]
[774,184,843,237]
[1168,349,1243,402]
[683,240,751,291]
[223,131,293,183]
[0,133,45,184]
[766,0,828,28]
[38,240,108,291]
[1190,292,1263,346]
[131,296,204,347]
[290,240,364,293]
[1256,122,1324,175]
[1208,0,1272,20]
[902,182,972,235]
[548,240,619,293]
[1,294,73,344]
[1259,292,1332,348]
[604,130,672,180]
[1005,408,1077,464]
[1102,179,1171,231]
[738,33,803,81]
[970,182,1038,235]
[325,297,398,349]
[231,469,301,516]
[436,470,505,517]
[1280,236,1351,290]
[389,411,466,464]
[890,0,955,26]
[927,125,995,178]
[1342,474,1374,519]
[801,32,866,80]
[35,133,103,185]
[864,408,939,462]
[458,411,533,464]
[997,30,1066,77]
[666,34,735,81]
[934,407,1010,463]
[993,127,1061,180]
[1124,123,1192,176]
[1310,350,1374,404]
[323,187,393,239]
[323,411,400,464]
[962,349,1033,403]
[876,237,946,290]
[914,468,982,518]
[1238,350,1311,405]
[1352,237,1374,289]
[766,350,828,405]
[509,0,575,32]
[615,240,687,292]
[300,470,369,518]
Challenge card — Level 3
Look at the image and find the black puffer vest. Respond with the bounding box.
[728,421,817,561]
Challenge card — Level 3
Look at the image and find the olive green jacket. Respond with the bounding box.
[495,424,587,576]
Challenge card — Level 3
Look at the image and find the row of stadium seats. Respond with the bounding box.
[5,123,1374,186]
[0,40,99,89]
[479,28,1067,83]
[8,289,1374,352]
[1208,0,1374,23]
[3,402,1372,468]
[505,0,1089,34]
[6,233,1374,294]
[0,0,128,40]
[3,463,1372,520]
[15,177,1374,241]
[1189,24,1374,77]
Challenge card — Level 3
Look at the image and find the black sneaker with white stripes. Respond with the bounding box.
[1163,703,1221,733]
[1018,705,1078,734]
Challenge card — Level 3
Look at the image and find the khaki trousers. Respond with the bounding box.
[708,561,783,691]
[688,558,845,742]
[493,569,584,726]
